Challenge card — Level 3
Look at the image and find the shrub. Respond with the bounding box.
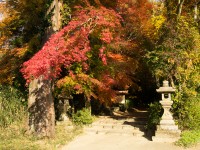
[0,85,26,128]
[185,99,200,130]
[176,130,200,147]
[72,108,93,126]
[146,101,163,130]
[174,95,200,130]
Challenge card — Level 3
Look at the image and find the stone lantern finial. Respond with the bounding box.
[163,80,169,87]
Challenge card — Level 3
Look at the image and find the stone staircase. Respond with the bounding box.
[84,108,149,137]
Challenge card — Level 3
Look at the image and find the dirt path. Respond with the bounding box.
[60,133,199,150]
[60,108,199,150]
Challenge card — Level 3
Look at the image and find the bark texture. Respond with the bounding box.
[28,77,55,137]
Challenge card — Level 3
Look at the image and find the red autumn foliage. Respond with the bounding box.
[21,6,122,83]
[21,0,152,103]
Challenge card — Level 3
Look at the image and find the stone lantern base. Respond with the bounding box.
[153,129,181,142]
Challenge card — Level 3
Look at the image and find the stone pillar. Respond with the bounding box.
[153,80,180,142]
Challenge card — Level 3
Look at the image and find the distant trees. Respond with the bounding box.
[0,0,50,86]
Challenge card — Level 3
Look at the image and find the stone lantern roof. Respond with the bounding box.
[156,80,175,93]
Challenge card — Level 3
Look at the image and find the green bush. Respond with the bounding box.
[125,99,134,109]
[185,99,200,130]
[176,130,200,147]
[175,95,200,130]
[0,85,26,128]
[146,101,163,130]
[72,108,93,126]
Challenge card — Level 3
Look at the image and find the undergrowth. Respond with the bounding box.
[176,130,200,147]
[72,108,94,126]
[175,95,200,147]
[0,120,82,150]
[0,84,83,149]
[146,101,163,130]
[0,85,26,128]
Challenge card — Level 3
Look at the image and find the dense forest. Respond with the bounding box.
[0,0,200,148]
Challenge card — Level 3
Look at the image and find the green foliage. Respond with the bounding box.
[72,108,93,126]
[56,74,94,99]
[176,130,200,147]
[60,2,72,27]
[0,0,51,87]
[146,101,163,130]
[146,17,200,82]
[174,95,200,130]
[125,99,134,109]
[11,36,24,48]
[146,14,200,131]
[0,85,26,128]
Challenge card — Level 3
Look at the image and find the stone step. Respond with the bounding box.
[98,116,148,120]
[92,120,147,126]
[84,109,149,136]
[84,128,145,136]
[95,120,148,124]
[89,124,146,131]
[88,124,145,130]
[94,119,147,122]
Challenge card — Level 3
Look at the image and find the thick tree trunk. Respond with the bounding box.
[27,77,55,137]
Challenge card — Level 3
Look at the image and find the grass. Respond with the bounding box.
[0,85,83,149]
[0,120,83,150]
[176,130,200,148]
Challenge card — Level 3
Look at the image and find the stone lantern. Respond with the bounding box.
[115,90,129,112]
[153,80,181,142]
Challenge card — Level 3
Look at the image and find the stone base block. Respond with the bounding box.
[152,128,181,143]
[158,124,180,131]
[160,120,176,125]
[153,136,179,143]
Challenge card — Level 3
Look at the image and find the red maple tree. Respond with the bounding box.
[21,5,122,83]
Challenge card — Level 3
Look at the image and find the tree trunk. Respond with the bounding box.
[194,2,198,21]
[176,0,185,18]
[27,76,55,137]
[165,0,173,20]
